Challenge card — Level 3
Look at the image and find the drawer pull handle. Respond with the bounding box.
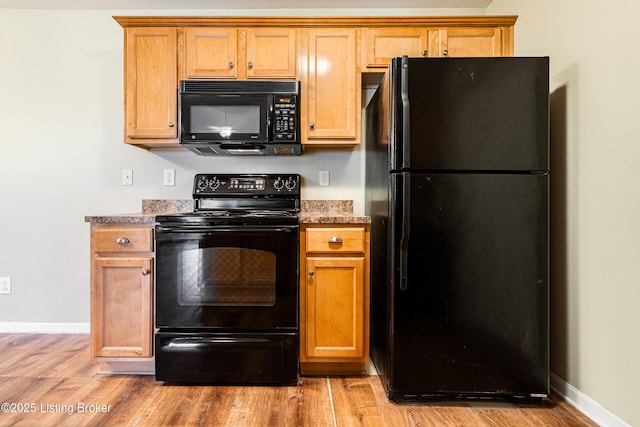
[328,236,343,244]
[142,269,150,276]
[116,237,130,245]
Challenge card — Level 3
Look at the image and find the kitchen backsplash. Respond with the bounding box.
[142,199,193,214]
[142,199,353,214]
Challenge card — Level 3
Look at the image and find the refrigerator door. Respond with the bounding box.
[389,56,549,172]
[387,172,549,400]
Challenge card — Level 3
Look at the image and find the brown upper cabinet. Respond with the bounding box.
[124,27,178,145]
[364,28,433,67]
[436,27,506,57]
[183,27,297,80]
[302,28,359,145]
[245,28,297,79]
[183,28,238,79]
[115,16,516,150]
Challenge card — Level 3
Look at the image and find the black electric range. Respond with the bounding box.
[154,173,301,385]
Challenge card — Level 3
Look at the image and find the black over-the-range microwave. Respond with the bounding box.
[179,80,301,156]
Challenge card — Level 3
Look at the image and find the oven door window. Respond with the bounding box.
[155,226,298,330]
[179,247,276,306]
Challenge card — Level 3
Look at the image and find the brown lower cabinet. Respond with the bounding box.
[89,221,371,377]
[299,224,371,375]
[90,224,154,362]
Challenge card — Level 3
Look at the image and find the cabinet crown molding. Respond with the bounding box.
[113,15,517,28]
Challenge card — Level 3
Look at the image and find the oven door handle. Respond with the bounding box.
[166,337,273,348]
[156,225,297,234]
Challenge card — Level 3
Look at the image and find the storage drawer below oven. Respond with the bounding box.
[155,331,299,385]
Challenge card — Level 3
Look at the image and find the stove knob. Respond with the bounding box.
[284,177,297,191]
[209,177,221,191]
[273,177,284,191]
[196,177,209,192]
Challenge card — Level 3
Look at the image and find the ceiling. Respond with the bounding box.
[0,0,493,10]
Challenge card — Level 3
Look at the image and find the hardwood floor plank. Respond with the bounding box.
[0,334,597,427]
[294,377,336,427]
[329,377,384,427]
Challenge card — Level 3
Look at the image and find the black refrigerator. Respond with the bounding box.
[365,56,550,402]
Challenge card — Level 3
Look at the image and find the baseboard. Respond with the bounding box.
[551,372,631,427]
[0,322,90,334]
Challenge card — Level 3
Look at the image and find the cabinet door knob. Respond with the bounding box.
[248,61,253,69]
[443,49,449,57]
[168,122,174,127]
[422,50,428,57]
[142,269,150,276]
[308,270,314,276]
[328,236,343,244]
[229,61,234,69]
[309,122,315,130]
[116,237,130,245]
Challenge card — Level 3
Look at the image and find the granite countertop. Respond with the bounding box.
[84,200,193,224]
[85,199,370,225]
[299,200,370,224]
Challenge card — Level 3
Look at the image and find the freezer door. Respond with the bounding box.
[390,57,549,172]
[388,172,549,400]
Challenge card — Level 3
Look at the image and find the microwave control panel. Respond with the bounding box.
[273,97,297,142]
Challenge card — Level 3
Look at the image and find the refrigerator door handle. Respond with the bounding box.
[400,55,411,169]
[399,173,410,291]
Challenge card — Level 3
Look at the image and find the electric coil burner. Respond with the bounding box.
[154,174,300,385]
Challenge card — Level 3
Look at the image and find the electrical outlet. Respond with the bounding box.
[122,169,133,186]
[319,170,330,186]
[163,169,176,186]
[0,277,11,295]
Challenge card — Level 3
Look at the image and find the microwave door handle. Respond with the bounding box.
[267,96,274,139]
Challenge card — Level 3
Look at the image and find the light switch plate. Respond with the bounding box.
[122,169,133,186]
[0,277,11,295]
[163,169,176,186]
[319,170,330,186]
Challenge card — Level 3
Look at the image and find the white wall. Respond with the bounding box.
[487,1,640,426]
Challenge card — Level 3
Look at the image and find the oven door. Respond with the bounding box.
[155,224,299,330]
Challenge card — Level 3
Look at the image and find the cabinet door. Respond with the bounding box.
[303,28,359,143]
[364,28,429,68]
[184,28,238,78]
[125,27,177,140]
[304,257,365,359]
[246,28,297,78]
[437,27,504,57]
[91,257,153,357]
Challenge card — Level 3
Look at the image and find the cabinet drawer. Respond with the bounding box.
[93,227,153,253]
[306,228,365,254]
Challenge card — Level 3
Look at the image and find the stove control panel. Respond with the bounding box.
[193,174,300,196]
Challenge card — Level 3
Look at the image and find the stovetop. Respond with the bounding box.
[156,173,300,226]
[155,210,299,226]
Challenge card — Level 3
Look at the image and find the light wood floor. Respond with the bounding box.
[0,334,596,427]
